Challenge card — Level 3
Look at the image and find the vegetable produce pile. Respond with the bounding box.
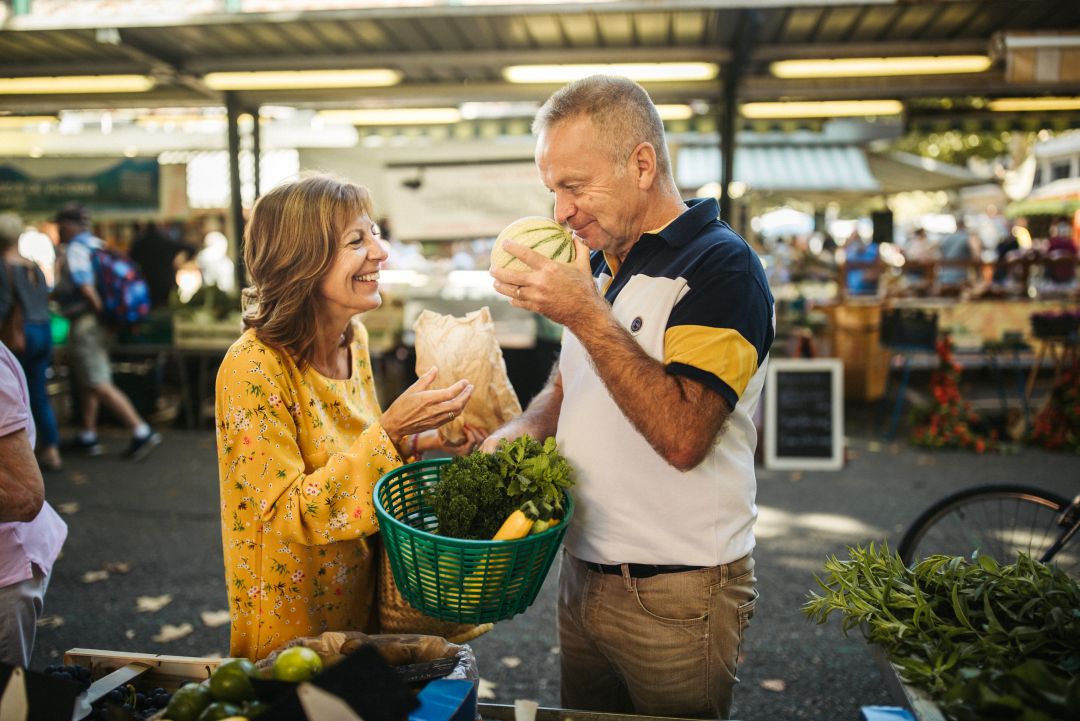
[804,544,1080,721]
[427,435,575,540]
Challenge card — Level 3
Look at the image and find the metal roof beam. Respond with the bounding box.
[181,46,731,74]
[752,38,988,60]
[741,71,1080,101]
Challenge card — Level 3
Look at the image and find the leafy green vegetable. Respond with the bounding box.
[426,435,575,540]
[804,543,1080,721]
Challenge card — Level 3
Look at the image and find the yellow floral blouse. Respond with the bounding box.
[215,320,402,660]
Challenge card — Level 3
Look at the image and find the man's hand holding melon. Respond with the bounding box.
[489,216,600,329]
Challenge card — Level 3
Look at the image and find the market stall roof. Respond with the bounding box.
[1006,177,1080,217]
[1,0,1079,116]
[676,144,986,195]
[866,151,988,195]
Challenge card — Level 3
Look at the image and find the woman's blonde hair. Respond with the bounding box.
[242,172,374,369]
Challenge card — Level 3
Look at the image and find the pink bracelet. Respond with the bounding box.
[404,433,420,459]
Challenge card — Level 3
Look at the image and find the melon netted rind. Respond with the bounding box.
[489,216,576,272]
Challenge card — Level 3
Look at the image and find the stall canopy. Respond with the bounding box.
[1006,177,1080,217]
[677,145,986,196]
[867,151,990,195]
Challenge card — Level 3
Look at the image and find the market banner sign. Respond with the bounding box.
[0,158,160,216]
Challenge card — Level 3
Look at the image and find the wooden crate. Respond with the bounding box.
[64,648,221,693]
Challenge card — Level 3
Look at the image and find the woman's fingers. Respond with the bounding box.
[404,366,438,394]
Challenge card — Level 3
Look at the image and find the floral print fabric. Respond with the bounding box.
[215,320,401,660]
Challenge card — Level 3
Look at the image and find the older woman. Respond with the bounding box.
[215,173,483,660]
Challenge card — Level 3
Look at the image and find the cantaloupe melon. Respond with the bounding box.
[489,216,576,272]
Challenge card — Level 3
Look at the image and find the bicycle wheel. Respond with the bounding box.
[898,484,1079,578]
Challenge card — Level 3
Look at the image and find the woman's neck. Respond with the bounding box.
[310,307,351,378]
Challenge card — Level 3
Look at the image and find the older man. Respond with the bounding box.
[484,76,774,718]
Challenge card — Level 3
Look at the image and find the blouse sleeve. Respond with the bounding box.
[215,338,400,547]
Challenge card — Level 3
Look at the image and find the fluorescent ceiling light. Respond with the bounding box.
[740,100,903,119]
[318,107,462,125]
[988,97,1080,112]
[0,115,58,127]
[656,104,694,121]
[770,55,992,79]
[203,69,402,91]
[459,101,539,119]
[0,75,155,94]
[503,63,718,84]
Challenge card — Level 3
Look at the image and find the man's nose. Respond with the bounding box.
[553,193,574,225]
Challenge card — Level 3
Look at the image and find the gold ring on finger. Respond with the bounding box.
[516,286,522,299]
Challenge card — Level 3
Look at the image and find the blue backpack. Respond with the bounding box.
[90,247,150,327]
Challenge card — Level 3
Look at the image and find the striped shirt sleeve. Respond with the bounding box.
[663,247,773,408]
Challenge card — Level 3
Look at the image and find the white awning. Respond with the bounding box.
[677,145,881,194]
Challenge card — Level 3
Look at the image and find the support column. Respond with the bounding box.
[226,92,245,293]
[250,106,262,199]
[719,10,761,224]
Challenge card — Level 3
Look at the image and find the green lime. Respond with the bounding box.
[243,699,271,717]
[196,701,244,721]
[271,645,323,682]
[209,658,258,703]
[164,682,214,721]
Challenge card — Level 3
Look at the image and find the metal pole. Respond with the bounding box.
[226,91,245,293]
[719,74,736,223]
[719,10,761,224]
[250,107,262,200]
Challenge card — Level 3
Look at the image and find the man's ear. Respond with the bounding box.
[631,142,658,190]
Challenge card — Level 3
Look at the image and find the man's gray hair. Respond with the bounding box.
[533,75,673,180]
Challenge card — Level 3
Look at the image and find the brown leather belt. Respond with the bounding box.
[583,562,705,579]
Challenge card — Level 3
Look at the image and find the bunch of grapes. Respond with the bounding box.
[43,665,172,720]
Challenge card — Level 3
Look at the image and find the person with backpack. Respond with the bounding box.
[1,212,63,472]
[53,203,160,461]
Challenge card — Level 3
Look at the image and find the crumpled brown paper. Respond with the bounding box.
[413,306,522,445]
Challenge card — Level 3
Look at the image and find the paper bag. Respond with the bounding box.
[413,307,522,445]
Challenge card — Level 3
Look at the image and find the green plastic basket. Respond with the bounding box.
[374,458,574,624]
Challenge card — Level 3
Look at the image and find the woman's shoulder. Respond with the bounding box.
[221,328,292,373]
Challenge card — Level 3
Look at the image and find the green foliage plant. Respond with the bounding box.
[804,543,1080,721]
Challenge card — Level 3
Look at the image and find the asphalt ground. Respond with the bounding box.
[27,394,1080,721]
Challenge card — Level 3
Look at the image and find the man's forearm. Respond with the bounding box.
[570,311,727,471]
[0,430,45,523]
[509,369,563,441]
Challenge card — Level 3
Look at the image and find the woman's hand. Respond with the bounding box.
[381,367,474,443]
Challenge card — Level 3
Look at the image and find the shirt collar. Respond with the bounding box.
[643,197,719,248]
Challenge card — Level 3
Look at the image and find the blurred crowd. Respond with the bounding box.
[761,209,1078,299]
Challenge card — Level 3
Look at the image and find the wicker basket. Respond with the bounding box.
[374,459,573,624]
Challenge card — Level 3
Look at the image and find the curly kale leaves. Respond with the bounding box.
[425,452,519,540]
[426,435,575,540]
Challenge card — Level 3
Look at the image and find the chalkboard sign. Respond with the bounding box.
[765,358,844,471]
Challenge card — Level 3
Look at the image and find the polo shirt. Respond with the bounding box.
[556,197,774,567]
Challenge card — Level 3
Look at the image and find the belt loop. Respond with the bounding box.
[620,563,633,590]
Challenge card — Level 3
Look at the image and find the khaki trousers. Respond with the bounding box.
[558,551,757,719]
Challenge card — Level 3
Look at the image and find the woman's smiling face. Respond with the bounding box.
[318,211,389,318]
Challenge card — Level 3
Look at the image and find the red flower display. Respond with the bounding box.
[1028,367,1080,452]
[911,335,999,452]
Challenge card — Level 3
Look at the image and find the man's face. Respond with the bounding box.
[535,115,644,258]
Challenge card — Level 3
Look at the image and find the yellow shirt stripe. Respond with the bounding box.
[664,325,759,398]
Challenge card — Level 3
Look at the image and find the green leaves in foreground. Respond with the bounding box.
[803,543,1080,721]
